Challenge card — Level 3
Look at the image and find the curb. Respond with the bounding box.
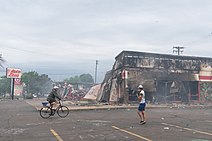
[25,100,212,111]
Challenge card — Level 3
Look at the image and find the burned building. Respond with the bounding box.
[98,50,212,104]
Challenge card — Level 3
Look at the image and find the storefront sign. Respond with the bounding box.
[6,68,22,78]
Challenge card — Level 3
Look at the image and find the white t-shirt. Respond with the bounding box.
[139,90,145,104]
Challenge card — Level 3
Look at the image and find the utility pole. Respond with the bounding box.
[173,46,185,55]
[94,60,98,84]
[11,78,15,100]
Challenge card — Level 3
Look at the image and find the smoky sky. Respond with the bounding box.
[0,0,212,82]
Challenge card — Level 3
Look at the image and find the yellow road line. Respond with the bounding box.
[162,123,212,136]
[112,126,152,141]
[50,129,64,141]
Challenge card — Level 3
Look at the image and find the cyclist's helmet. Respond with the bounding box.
[138,85,143,89]
[53,86,59,89]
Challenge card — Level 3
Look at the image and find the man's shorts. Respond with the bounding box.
[138,103,146,111]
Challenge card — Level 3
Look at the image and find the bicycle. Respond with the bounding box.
[40,100,69,119]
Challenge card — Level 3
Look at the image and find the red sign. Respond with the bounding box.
[199,75,212,81]
[14,78,22,85]
[6,68,22,78]
[122,70,128,79]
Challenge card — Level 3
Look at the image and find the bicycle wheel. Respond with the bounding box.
[57,106,69,118]
[40,107,52,119]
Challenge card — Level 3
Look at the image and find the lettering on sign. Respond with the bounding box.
[6,68,22,78]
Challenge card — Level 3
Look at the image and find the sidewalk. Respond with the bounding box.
[25,98,212,111]
[25,99,138,111]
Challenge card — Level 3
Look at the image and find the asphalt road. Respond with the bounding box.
[0,100,211,141]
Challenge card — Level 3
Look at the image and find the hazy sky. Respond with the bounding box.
[0,0,212,82]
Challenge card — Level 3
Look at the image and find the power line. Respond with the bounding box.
[1,45,54,56]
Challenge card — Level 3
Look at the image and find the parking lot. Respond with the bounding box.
[0,100,211,141]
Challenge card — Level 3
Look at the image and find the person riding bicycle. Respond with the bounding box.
[47,86,61,109]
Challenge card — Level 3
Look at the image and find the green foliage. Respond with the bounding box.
[64,74,94,84]
[0,76,11,96]
[0,54,5,68]
[64,73,94,88]
[22,71,53,96]
[0,55,6,95]
[79,74,93,83]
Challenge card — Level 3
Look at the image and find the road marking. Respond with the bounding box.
[162,123,212,136]
[205,120,212,123]
[112,126,152,141]
[77,120,111,123]
[50,129,64,141]
[25,100,40,110]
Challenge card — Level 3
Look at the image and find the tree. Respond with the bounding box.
[0,54,5,68]
[0,76,11,96]
[64,73,94,89]
[21,71,53,97]
[79,74,94,84]
[0,55,7,97]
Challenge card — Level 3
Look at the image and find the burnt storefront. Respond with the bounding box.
[98,51,212,104]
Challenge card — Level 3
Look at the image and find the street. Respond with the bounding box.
[0,100,211,141]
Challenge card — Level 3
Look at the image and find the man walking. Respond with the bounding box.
[137,85,146,124]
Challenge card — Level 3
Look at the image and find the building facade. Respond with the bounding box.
[98,51,212,104]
